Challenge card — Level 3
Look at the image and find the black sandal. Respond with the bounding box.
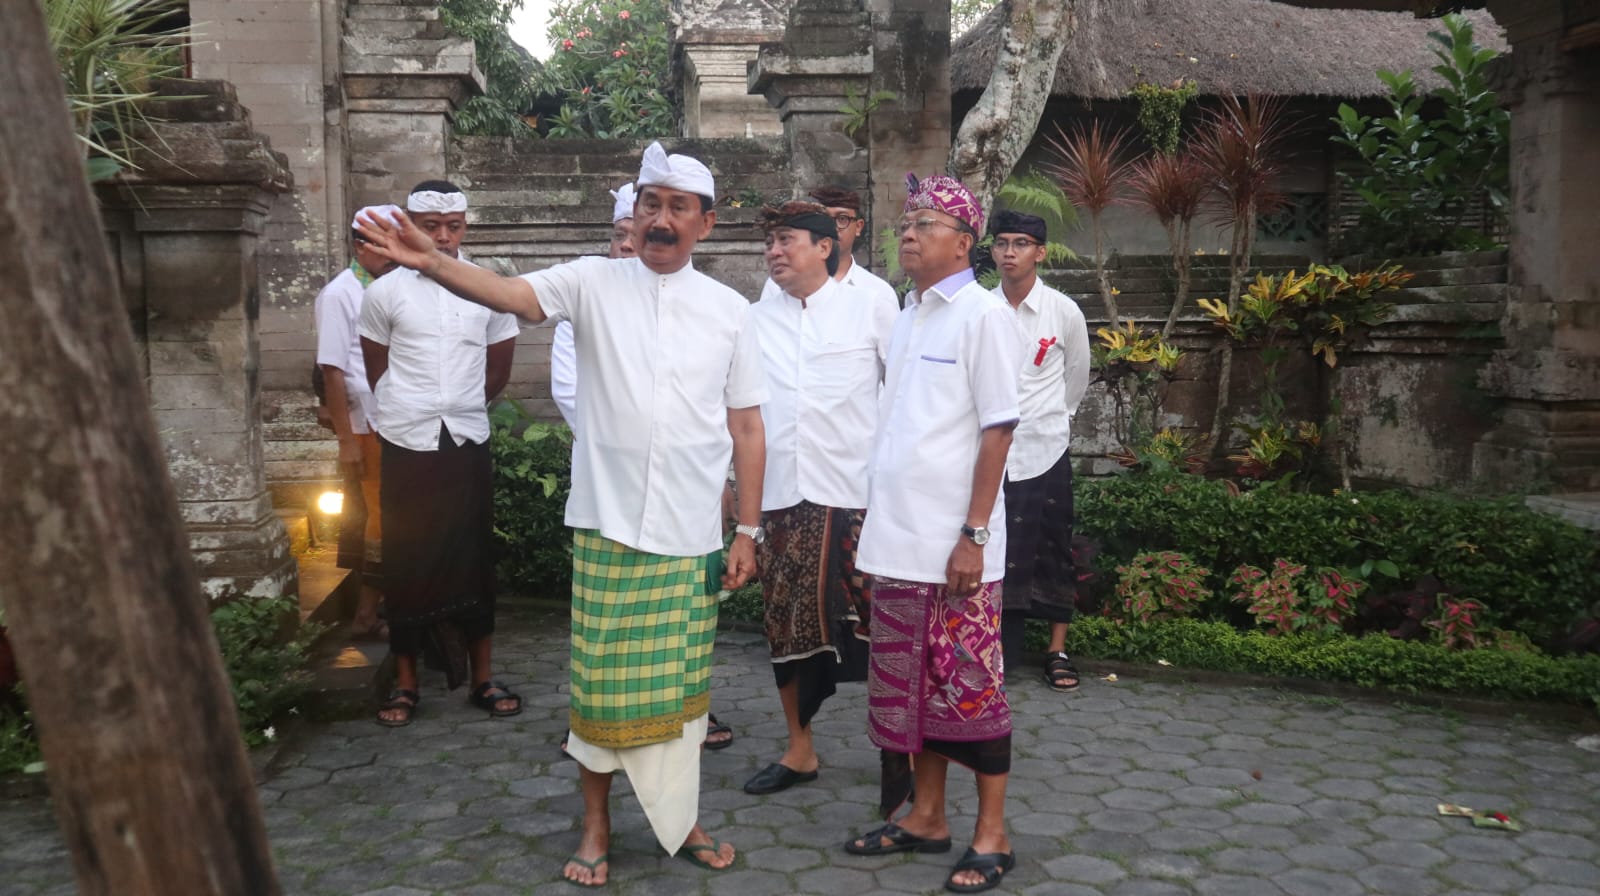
[944,847,1016,893]
[703,713,734,750]
[843,822,953,856]
[376,688,419,727]
[1044,651,1080,692]
[469,680,522,717]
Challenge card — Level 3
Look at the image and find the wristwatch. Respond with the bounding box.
[735,523,766,545]
[960,524,991,546]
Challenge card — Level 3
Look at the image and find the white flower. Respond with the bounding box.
[263,726,277,741]
[1351,498,1359,505]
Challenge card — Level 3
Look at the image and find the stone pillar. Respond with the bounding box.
[341,0,484,210]
[1472,5,1600,491]
[864,0,952,262]
[97,81,298,601]
[749,1,874,258]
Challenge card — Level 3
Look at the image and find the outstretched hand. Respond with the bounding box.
[355,208,439,272]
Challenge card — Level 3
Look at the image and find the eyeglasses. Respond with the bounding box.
[831,213,859,227]
[897,217,964,236]
[991,238,1041,253]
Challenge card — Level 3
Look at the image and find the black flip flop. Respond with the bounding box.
[944,847,1016,893]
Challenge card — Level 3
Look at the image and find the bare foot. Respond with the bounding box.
[682,824,735,869]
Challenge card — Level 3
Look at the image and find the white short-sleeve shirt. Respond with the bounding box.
[520,256,769,557]
[857,277,1028,584]
[314,267,376,434]
[751,276,898,512]
[357,267,520,451]
[995,278,1091,481]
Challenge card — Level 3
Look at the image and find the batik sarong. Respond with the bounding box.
[867,578,1011,775]
[760,501,871,727]
[569,529,721,749]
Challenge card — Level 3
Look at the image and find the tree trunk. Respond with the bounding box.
[0,2,280,894]
[1093,210,1120,327]
[1161,216,1194,338]
[1208,200,1256,458]
[947,0,1077,215]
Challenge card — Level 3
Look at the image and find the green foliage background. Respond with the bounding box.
[489,402,575,594]
[1076,475,1600,648]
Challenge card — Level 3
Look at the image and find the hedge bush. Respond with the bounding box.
[489,402,574,596]
[1076,475,1600,647]
[1059,617,1600,705]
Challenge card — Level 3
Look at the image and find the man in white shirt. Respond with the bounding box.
[845,174,1026,894]
[742,201,896,797]
[356,144,766,884]
[550,183,635,429]
[358,182,521,728]
[990,210,1091,693]
[315,207,400,641]
[759,185,903,312]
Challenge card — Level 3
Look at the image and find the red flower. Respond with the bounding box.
[562,39,574,50]
[618,9,630,19]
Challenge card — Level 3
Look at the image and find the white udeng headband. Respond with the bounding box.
[636,141,715,202]
[353,204,404,231]
[406,190,469,213]
[610,183,636,223]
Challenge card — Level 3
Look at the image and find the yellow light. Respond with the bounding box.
[316,491,344,515]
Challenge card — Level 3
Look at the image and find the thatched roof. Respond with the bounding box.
[951,0,1506,100]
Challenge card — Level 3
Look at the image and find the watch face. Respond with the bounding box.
[973,528,990,545]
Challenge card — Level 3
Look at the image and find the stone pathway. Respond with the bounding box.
[3,605,1599,896]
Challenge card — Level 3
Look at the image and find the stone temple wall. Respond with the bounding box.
[1058,251,1510,490]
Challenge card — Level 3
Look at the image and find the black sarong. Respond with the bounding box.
[1000,449,1077,623]
[380,424,496,680]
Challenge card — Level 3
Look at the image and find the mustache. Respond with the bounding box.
[644,229,679,246]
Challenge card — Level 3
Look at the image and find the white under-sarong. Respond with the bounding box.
[565,714,708,854]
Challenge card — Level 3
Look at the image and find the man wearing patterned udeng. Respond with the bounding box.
[845,174,1027,894]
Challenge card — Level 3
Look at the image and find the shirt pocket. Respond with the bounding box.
[807,341,879,408]
[1022,338,1059,379]
[446,304,491,348]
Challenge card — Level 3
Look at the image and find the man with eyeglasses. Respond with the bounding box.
[742,201,896,798]
[759,186,903,312]
[989,210,1091,694]
[845,174,1026,895]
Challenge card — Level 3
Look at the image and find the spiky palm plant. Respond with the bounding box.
[1041,120,1138,327]
[1190,94,1294,457]
[45,0,188,181]
[1128,150,1210,337]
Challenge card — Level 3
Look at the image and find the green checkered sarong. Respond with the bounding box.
[569,529,722,749]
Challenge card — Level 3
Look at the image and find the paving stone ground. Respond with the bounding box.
[3,605,1599,896]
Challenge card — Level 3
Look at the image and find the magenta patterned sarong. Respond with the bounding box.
[866,577,1011,753]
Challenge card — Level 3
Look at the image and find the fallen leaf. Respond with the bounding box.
[1156,659,1172,666]
[1102,673,1119,683]
[1250,769,1263,780]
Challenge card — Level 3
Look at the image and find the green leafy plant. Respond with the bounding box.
[0,700,43,777]
[46,0,189,182]
[538,0,674,139]
[1332,13,1508,257]
[443,0,542,137]
[1116,552,1213,623]
[1058,617,1600,705]
[1197,263,1411,482]
[1091,320,1186,460]
[995,169,1080,264]
[1190,94,1294,458]
[841,87,897,140]
[1076,474,1600,648]
[210,597,323,746]
[1131,79,1198,155]
[489,400,574,594]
